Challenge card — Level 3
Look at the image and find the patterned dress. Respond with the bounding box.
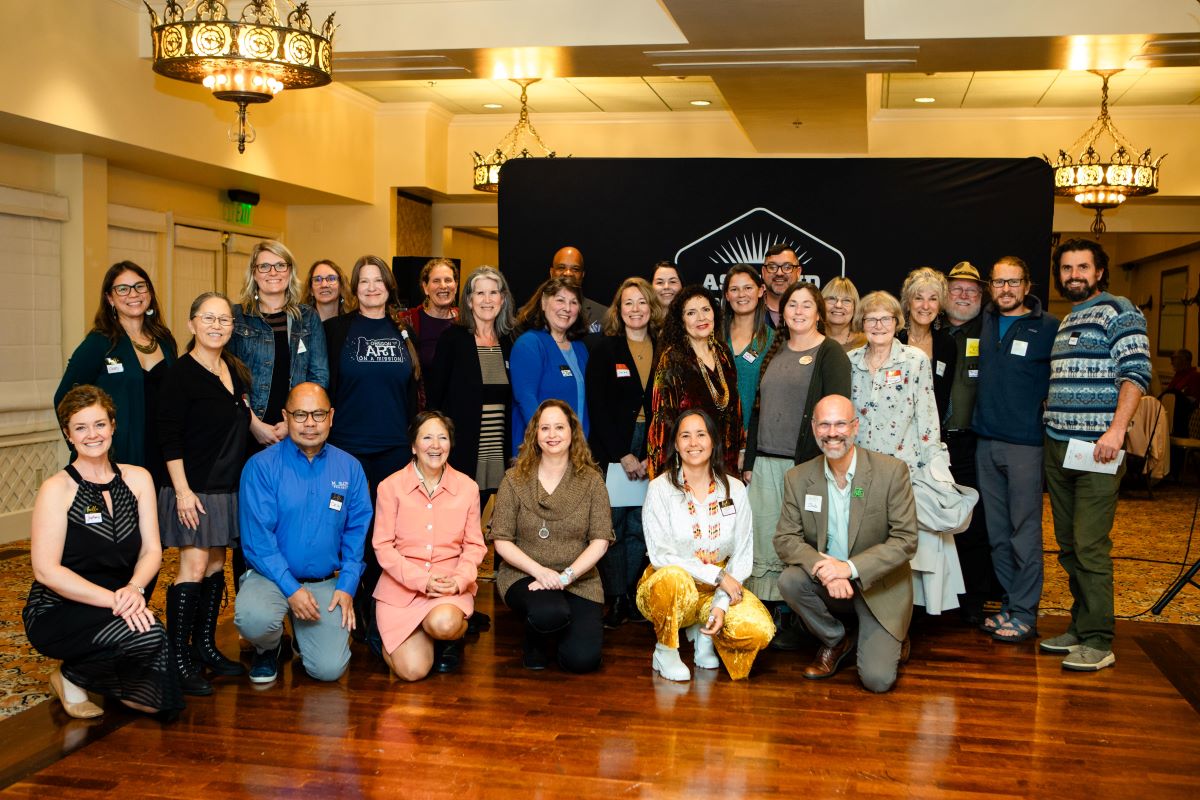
[647,343,744,479]
[848,339,942,472]
[23,465,182,713]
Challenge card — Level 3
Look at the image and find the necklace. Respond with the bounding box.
[536,518,550,539]
[194,354,223,376]
[132,337,159,355]
[696,340,731,410]
[413,462,443,498]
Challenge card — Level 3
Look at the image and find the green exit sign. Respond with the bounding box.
[222,202,253,226]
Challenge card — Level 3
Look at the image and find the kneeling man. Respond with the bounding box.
[235,382,372,683]
[774,394,918,692]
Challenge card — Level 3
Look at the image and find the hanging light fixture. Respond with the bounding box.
[472,78,560,193]
[145,1,337,154]
[1046,69,1165,235]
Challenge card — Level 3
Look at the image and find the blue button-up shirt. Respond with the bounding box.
[239,437,371,598]
[822,448,860,581]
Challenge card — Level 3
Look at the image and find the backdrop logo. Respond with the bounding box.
[674,207,846,290]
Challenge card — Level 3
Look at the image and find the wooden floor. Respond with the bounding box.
[3,588,1199,799]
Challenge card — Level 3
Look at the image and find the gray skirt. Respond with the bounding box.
[158,487,239,549]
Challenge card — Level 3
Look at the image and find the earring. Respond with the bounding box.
[110,304,117,316]
[145,307,155,317]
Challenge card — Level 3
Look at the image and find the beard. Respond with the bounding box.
[1061,278,1094,302]
[995,293,1024,313]
[819,435,851,459]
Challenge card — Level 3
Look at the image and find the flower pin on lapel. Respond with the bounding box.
[852,487,864,498]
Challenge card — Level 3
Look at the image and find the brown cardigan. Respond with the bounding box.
[488,465,615,603]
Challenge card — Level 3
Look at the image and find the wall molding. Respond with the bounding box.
[0,185,68,221]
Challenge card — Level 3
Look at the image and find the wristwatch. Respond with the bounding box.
[559,567,575,585]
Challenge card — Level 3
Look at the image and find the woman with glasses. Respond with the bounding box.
[647,287,742,479]
[323,255,423,651]
[849,291,941,473]
[639,408,774,681]
[743,283,851,604]
[403,258,460,376]
[897,268,956,422]
[56,261,176,486]
[821,276,867,352]
[651,261,683,308]
[229,240,328,457]
[156,293,251,695]
[302,259,351,322]
[722,265,775,435]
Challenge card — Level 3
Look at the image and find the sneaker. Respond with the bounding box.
[1061,646,1115,672]
[1039,632,1081,654]
[249,643,281,684]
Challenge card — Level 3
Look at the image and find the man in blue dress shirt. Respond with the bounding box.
[234,382,372,683]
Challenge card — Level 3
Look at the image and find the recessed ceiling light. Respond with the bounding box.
[915,97,936,103]
[690,99,712,106]
[482,103,503,109]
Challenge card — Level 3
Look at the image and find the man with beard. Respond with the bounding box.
[774,394,918,692]
[761,244,802,327]
[973,256,1059,644]
[941,261,995,625]
[1041,239,1150,672]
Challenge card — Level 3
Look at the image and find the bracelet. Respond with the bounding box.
[714,568,727,586]
[127,583,144,595]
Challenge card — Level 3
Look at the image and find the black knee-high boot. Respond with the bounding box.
[192,572,245,676]
[167,582,213,696]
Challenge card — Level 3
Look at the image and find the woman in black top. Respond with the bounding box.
[157,292,251,695]
[897,267,956,423]
[585,277,663,628]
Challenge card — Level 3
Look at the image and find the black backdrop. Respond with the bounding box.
[497,157,1054,309]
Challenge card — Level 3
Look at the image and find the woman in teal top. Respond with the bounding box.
[55,261,176,484]
[722,265,774,437]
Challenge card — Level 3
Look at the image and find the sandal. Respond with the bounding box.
[979,611,1008,633]
[992,618,1037,644]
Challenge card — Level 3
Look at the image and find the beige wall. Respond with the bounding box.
[443,228,501,275]
[396,193,434,257]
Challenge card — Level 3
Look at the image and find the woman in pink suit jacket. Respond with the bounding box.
[373,411,487,680]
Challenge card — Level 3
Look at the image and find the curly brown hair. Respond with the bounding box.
[511,399,599,480]
[56,384,116,431]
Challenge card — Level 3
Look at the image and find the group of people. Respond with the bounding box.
[25,234,1149,721]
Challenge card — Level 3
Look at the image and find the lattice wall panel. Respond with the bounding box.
[0,440,62,514]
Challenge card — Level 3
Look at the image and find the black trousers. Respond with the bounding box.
[504,577,603,673]
[944,431,999,608]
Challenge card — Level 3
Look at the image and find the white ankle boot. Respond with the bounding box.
[687,624,720,669]
[652,643,691,681]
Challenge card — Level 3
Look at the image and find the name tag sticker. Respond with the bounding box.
[1068,334,1080,346]
[105,358,124,374]
[615,364,631,378]
[297,339,308,354]
[935,360,946,377]
[559,366,573,378]
[85,511,103,524]
[742,350,758,363]
[329,492,344,512]
[885,369,903,385]
[804,494,823,512]
[719,498,735,517]
[1011,340,1029,357]
[968,369,979,378]
[966,338,980,358]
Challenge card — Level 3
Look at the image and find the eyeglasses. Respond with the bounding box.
[862,315,896,327]
[763,262,798,274]
[815,419,855,433]
[990,278,1024,289]
[112,281,150,296]
[255,261,291,273]
[949,286,982,298]
[193,313,234,327]
[826,296,854,306]
[284,409,329,423]
[312,275,339,285]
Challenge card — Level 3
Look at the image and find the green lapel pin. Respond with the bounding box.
[852,487,864,498]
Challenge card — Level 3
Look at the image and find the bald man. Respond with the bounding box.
[550,246,605,334]
[235,382,371,684]
[773,394,918,692]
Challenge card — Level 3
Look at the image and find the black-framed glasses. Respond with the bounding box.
[990,278,1024,289]
[763,262,798,274]
[112,281,150,296]
[284,409,329,423]
[312,274,339,285]
[193,313,234,327]
[255,261,291,273]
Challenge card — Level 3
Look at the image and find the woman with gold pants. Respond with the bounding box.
[637,409,774,681]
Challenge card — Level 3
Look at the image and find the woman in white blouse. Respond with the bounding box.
[638,409,774,681]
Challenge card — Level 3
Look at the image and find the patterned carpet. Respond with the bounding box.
[2,484,1198,719]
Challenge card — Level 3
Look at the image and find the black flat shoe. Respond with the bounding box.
[434,640,462,673]
[467,612,491,635]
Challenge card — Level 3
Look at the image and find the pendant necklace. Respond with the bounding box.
[537,519,550,539]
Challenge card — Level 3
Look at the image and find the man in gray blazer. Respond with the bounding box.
[774,394,919,692]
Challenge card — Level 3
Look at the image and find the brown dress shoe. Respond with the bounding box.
[803,635,855,680]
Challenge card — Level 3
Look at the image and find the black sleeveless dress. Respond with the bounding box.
[22,465,183,713]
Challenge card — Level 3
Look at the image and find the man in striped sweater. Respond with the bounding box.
[1040,239,1151,672]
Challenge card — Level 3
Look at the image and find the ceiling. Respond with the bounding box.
[323,0,1200,153]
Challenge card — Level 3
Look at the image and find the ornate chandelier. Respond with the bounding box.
[145,1,337,153]
[472,78,560,193]
[1046,69,1165,235]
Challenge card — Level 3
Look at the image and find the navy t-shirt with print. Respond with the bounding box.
[330,314,412,454]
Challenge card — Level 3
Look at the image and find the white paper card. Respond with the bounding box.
[1064,438,1125,474]
[297,339,307,354]
[935,361,946,377]
[606,463,648,507]
[106,362,124,374]
[804,494,823,512]
[1011,340,1028,357]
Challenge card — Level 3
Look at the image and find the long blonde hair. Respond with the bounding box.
[602,277,664,338]
[511,399,598,481]
[239,240,304,319]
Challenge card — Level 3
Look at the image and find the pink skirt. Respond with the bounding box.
[376,593,475,654]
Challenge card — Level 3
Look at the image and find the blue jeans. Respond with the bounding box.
[234,570,350,682]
